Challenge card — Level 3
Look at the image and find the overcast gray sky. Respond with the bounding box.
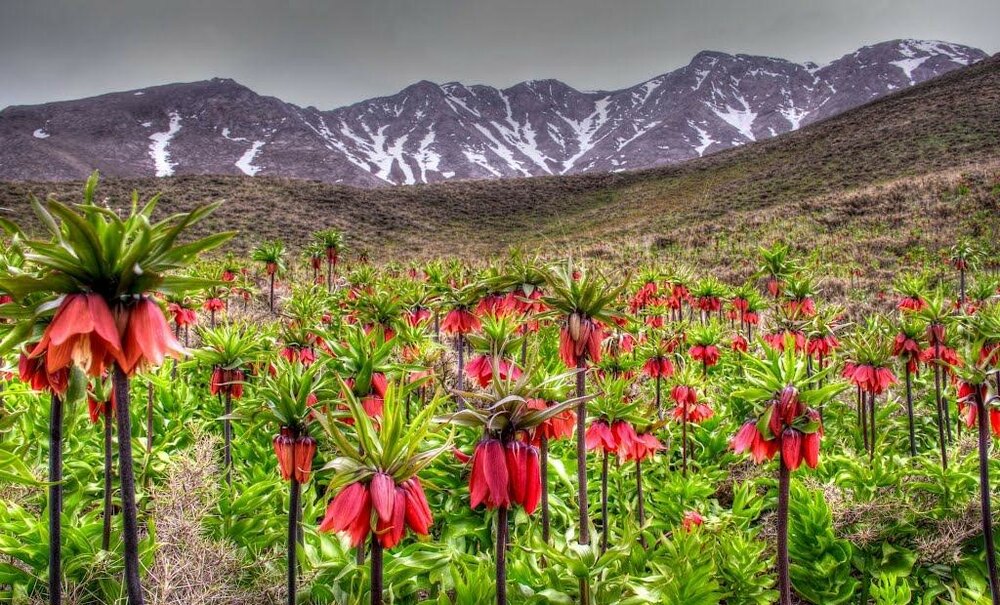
[1,0,997,111]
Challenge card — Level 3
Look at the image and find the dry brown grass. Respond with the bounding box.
[145,436,276,605]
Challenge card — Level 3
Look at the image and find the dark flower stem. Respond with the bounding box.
[575,361,588,545]
[933,356,948,470]
[224,390,233,486]
[600,452,609,554]
[113,365,144,605]
[777,457,791,605]
[575,360,590,604]
[495,505,509,605]
[976,392,1000,605]
[456,335,467,408]
[370,532,383,605]
[540,435,550,543]
[103,401,114,551]
[681,406,689,477]
[269,272,276,314]
[49,393,62,605]
[868,391,876,461]
[636,459,647,549]
[288,474,300,605]
[905,367,917,457]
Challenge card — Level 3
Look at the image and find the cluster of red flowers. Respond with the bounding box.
[405,306,431,327]
[897,296,927,312]
[731,386,821,471]
[525,398,576,444]
[281,345,317,366]
[167,302,197,328]
[807,334,839,359]
[671,385,713,423]
[210,367,246,399]
[731,334,749,352]
[465,354,523,387]
[468,438,541,513]
[892,332,922,373]
[441,308,481,335]
[784,297,816,317]
[585,419,662,461]
[689,343,720,367]
[203,298,225,313]
[763,330,806,353]
[27,294,184,385]
[272,428,317,483]
[957,382,1000,436]
[559,313,604,367]
[642,356,674,379]
[319,475,432,548]
[843,363,898,395]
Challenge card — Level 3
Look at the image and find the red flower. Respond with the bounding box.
[273,430,295,480]
[469,439,510,509]
[671,385,698,406]
[897,296,927,312]
[844,364,897,395]
[526,398,576,443]
[674,402,714,423]
[442,309,481,335]
[742,311,760,326]
[18,350,69,394]
[167,303,197,327]
[558,315,604,368]
[643,356,674,378]
[681,510,704,531]
[293,435,316,483]
[731,421,779,463]
[116,297,185,375]
[204,298,225,312]
[318,482,372,547]
[690,344,720,367]
[405,307,431,327]
[375,485,408,548]
[610,420,639,460]
[803,431,820,468]
[401,478,433,535]
[31,293,123,378]
[465,355,523,387]
[87,392,115,424]
[629,432,663,461]
[731,334,749,353]
[585,420,617,453]
[763,331,806,352]
[781,428,803,471]
[505,440,541,514]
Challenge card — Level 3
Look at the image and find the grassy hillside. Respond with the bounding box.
[1,55,998,272]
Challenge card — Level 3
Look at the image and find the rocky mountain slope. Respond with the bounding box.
[0,39,987,186]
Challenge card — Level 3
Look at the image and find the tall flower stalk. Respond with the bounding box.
[0,173,231,604]
[252,240,287,315]
[318,377,450,605]
[260,359,328,605]
[542,260,622,572]
[447,364,584,605]
[730,337,845,604]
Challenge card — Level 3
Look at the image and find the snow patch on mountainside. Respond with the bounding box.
[235,141,265,176]
[148,112,181,177]
[711,99,757,141]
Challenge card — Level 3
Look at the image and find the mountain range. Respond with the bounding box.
[0,38,987,186]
